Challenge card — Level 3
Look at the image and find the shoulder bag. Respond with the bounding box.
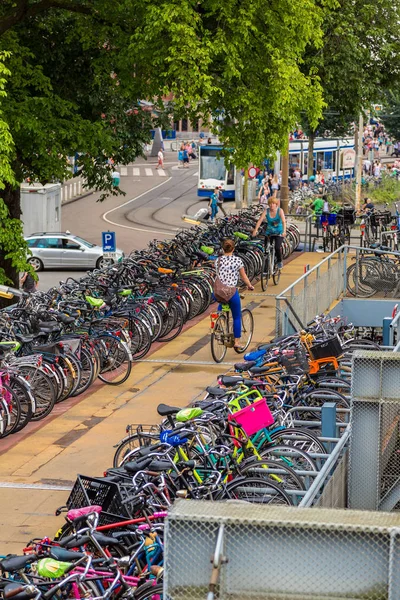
[213,257,236,303]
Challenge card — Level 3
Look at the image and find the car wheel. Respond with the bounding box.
[28,257,43,272]
[96,256,113,270]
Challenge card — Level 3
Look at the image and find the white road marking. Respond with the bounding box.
[102,178,178,235]
[145,168,153,176]
[120,166,128,176]
[133,167,140,176]
[0,481,72,491]
[193,172,198,176]
[157,169,166,176]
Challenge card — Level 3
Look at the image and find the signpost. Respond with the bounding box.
[102,231,116,259]
[248,166,257,179]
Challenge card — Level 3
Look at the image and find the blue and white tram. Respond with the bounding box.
[197,144,235,199]
[288,137,355,180]
[197,137,355,199]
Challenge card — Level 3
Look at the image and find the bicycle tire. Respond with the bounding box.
[234,308,253,353]
[268,427,326,454]
[21,366,56,421]
[218,476,291,505]
[97,334,132,385]
[211,313,228,363]
[134,582,163,600]
[261,254,270,291]
[272,263,281,285]
[8,375,34,433]
[158,301,184,342]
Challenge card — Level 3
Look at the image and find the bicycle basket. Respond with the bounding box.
[319,213,337,226]
[66,475,130,518]
[371,210,392,226]
[280,349,309,374]
[228,398,274,436]
[309,335,343,360]
[337,207,356,225]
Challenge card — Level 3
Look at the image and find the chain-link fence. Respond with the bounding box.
[165,499,400,600]
[344,247,400,300]
[349,351,400,511]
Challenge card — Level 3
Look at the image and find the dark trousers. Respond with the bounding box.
[266,235,283,263]
[218,202,227,216]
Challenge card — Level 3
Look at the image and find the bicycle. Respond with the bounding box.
[210,300,254,363]
[260,234,282,291]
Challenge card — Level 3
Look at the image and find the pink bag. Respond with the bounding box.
[213,258,236,303]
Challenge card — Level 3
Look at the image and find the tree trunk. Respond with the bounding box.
[0,184,21,307]
[307,131,316,180]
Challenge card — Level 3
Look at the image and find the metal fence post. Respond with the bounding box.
[383,317,392,346]
[316,266,320,315]
[322,402,337,452]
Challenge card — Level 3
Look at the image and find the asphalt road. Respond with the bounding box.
[38,158,233,290]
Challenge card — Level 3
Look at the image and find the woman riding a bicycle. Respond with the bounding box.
[252,196,286,269]
[216,238,254,349]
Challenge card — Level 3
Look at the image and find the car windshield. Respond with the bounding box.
[73,236,95,248]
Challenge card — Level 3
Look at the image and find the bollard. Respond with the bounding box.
[383,317,392,346]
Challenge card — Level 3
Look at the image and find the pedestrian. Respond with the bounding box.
[271,174,280,196]
[178,146,184,168]
[214,238,254,350]
[20,271,37,293]
[156,148,164,169]
[207,137,212,144]
[217,188,227,217]
[182,145,189,168]
[363,158,371,176]
[252,196,286,270]
[373,161,381,178]
[209,188,219,221]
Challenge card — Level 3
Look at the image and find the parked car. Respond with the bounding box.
[24,232,124,271]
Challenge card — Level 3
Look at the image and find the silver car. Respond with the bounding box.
[25,232,124,271]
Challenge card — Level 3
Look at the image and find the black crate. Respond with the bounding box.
[280,350,309,374]
[371,211,392,227]
[309,336,343,360]
[66,475,130,518]
[337,207,356,225]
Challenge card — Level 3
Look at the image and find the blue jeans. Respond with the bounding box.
[218,289,241,338]
[211,204,218,219]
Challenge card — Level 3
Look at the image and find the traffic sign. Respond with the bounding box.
[248,166,257,179]
[102,231,116,253]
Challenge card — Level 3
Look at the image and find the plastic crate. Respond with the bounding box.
[337,207,356,224]
[66,475,130,518]
[320,213,337,226]
[280,349,309,374]
[371,211,392,226]
[228,398,274,436]
[309,336,343,360]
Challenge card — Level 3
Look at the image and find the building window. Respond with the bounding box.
[55,206,59,222]
[173,121,179,132]
[181,118,188,132]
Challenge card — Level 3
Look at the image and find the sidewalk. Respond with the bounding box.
[0,251,327,552]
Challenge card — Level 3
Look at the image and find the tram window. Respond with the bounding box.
[289,153,300,170]
[226,164,234,185]
[316,151,325,171]
[200,148,226,180]
[324,151,335,170]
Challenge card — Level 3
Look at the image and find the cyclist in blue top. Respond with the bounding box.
[252,195,286,269]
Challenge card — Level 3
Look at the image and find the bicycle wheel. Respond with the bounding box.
[261,254,270,291]
[134,582,163,600]
[268,427,326,454]
[97,334,132,385]
[260,445,317,473]
[22,367,56,421]
[272,262,281,285]
[113,432,159,467]
[210,313,228,363]
[234,308,253,353]
[219,476,291,505]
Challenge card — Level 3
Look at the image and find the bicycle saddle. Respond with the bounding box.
[205,386,228,397]
[234,361,257,372]
[157,403,181,417]
[124,457,153,474]
[147,460,173,472]
[0,555,35,573]
[49,547,86,561]
[218,375,243,387]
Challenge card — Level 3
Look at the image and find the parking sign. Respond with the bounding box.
[102,231,116,254]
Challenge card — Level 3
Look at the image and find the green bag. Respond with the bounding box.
[176,407,204,422]
[36,558,71,578]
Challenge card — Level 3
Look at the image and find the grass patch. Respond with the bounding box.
[365,174,400,205]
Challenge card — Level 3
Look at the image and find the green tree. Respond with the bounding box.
[381,91,400,142]
[0,0,327,288]
[300,0,400,177]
